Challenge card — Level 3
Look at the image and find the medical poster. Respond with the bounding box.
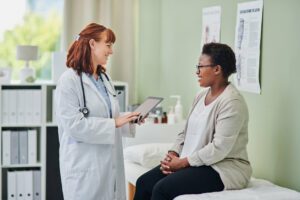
[234,0,263,94]
[201,6,221,48]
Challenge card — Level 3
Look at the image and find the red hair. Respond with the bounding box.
[66,23,116,75]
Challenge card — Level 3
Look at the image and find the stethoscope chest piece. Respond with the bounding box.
[80,107,89,117]
[79,70,117,118]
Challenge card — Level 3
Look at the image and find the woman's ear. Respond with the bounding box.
[214,65,222,75]
[89,39,95,49]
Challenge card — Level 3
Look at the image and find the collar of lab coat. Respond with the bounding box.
[80,72,116,118]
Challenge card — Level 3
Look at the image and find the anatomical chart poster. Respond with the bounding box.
[201,6,221,48]
[234,0,263,94]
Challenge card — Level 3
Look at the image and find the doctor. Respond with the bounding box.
[55,23,140,200]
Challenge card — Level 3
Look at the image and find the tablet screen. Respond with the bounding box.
[133,96,163,123]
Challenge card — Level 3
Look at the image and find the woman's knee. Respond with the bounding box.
[152,179,171,200]
[136,173,147,188]
[136,166,162,188]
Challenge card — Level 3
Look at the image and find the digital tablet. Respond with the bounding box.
[133,96,164,123]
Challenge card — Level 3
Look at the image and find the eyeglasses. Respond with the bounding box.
[195,64,216,72]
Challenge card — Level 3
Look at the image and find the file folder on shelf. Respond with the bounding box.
[24,90,34,124]
[8,90,17,124]
[28,130,37,164]
[16,171,26,200]
[33,170,41,200]
[2,130,11,165]
[19,131,28,164]
[24,171,34,200]
[32,90,42,124]
[7,171,17,200]
[10,131,19,165]
[17,90,26,124]
[1,90,10,124]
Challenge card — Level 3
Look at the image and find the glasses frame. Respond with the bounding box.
[195,64,216,72]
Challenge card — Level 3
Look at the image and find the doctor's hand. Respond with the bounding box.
[115,112,140,128]
[137,113,148,125]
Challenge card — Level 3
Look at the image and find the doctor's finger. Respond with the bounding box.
[137,117,146,125]
[115,115,138,127]
[126,112,140,117]
[126,115,139,121]
[119,113,138,121]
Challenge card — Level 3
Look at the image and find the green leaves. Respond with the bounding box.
[0,11,61,80]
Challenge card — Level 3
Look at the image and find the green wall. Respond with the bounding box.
[136,0,300,191]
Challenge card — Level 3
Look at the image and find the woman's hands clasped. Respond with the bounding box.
[115,112,140,128]
[160,151,190,175]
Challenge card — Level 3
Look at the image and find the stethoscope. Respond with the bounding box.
[79,71,119,117]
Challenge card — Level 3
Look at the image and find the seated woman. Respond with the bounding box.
[133,43,252,200]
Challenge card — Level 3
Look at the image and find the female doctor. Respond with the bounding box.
[55,23,140,200]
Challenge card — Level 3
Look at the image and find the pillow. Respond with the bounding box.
[124,143,173,168]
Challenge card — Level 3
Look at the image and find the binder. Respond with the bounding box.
[24,90,34,124]
[1,90,10,124]
[10,131,19,165]
[2,130,11,165]
[7,171,17,200]
[32,90,42,124]
[19,131,28,164]
[17,90,26,124]
[8,90,18,124]
[33,170,41,200]
[16,171,26,200]
[28,130,37,164]
[24,171,34,200]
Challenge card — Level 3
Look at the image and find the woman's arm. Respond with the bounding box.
[187,99,247,166]
[168,91,206,155]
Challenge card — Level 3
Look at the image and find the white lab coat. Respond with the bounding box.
[55,68,134,200]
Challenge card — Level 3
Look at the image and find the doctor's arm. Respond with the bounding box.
[115,113,139,138]
[117,112,141,138]
[115,113,139,128]
[56,83,137,144]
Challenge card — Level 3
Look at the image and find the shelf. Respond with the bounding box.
[1,163,42,168]
[46,122,58,127]
[0,81,61,200]
[0,80,55,86]
[1,124,42,128]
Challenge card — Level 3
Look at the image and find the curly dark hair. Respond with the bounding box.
[202,43,236,78]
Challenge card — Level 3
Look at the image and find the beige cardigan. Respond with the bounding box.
[170,83,252,190]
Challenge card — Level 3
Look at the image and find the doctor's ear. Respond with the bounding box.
[89,39,96,49]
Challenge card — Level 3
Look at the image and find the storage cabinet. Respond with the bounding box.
[0,81,128,200]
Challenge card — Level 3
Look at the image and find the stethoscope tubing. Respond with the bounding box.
[79,71,118,117]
